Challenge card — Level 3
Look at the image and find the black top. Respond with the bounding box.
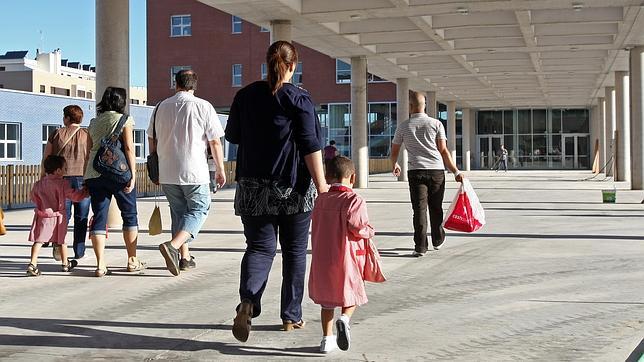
[225,81,322,193]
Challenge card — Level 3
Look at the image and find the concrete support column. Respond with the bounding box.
[351,56,368,188]
[598,97,605,170]
[396,78,409,181]
[590,104,600,172]
[447,101,457,161]
[96,0,130,110]
[615,71,630,182]
[605,86,615,177]
[426,91,437,118]
[270,20,292,43]
[470,109,477,169]
[462,108,472,171]
[630,46,644,190]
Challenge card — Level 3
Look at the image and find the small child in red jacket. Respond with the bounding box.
[27,155,88,276]
[309,156,382,353]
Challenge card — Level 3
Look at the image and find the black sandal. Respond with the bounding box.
[62,259,78,272]
[26,263,41,277]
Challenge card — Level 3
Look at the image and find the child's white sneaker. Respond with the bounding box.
[336,315,351,351]
[320,335,337,353]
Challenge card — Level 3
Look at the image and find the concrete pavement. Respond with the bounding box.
[0,171,643,361]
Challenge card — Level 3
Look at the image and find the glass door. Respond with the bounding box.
[563,135,576,169]
[477,135,503,169]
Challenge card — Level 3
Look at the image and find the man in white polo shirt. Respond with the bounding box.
[148,70,226,275]
[390,91,464,257]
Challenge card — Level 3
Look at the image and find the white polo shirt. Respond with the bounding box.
[147,91,224,185]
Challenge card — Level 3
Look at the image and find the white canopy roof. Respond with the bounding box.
[198,0,644,109]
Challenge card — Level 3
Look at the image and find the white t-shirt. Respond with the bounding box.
[147,91,224,185]
[392,112,446,170]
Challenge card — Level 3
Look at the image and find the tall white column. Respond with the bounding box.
[96,0,130,110]
[270,20,292,43]
[470,109,477,169]
[598,97,605,170]
[447,101,457,161]
[630,46,644,190]
[590,105,600,173]
[351,56,368,188]
[605,86,615,177]
[396,78,409,182]
[615,71,630,182]
[426,91,437,118]
[462,107,472,171]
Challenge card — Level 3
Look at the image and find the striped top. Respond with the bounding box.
[392,112,446,170]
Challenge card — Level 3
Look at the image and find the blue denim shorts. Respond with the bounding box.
[86,176,138,235]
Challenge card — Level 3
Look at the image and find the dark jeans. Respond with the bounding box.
[408,170,446,253]
[238,212,311,322]
[65,176,90,258]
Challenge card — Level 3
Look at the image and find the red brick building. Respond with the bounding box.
[146,0,396,110]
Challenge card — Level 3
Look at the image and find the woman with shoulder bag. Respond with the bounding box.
[41,105,91,261]
[226,41,327,342]
[84,87,146,277]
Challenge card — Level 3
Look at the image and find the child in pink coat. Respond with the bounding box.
[309,156,375,353]
[27,155,88,276]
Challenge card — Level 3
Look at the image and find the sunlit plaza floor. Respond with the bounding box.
[1,170,643,361]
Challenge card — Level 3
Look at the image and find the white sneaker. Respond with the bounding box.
[320,336,337,353]
[336,318,351,351]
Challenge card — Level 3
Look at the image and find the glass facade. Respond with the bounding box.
[476,108,590,169]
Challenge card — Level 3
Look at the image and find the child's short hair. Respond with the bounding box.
[43,155,66,174]
[325,156,355,180]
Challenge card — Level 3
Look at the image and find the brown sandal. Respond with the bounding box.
[26,263,41,277]
[232,301,253,342]
[282,319,306,331]
[95,267,111,277]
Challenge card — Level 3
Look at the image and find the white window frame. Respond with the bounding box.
[293,62,303,85]
[261,63,267,80]
[41,124,59,154]
[170,14,192,37]
[133,129,146,160]
[170,65,192,89]
[336,59,351,84]
[232,64,242,87]
[0,122,21,161]
[259,26,269,32]
[232,16,242,34]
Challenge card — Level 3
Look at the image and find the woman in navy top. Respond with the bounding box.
[226,41,327,343]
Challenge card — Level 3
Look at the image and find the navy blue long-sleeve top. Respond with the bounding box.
[225,81,322,195]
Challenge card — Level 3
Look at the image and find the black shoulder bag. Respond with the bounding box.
[93,114,132,184]
[146,105,160,183]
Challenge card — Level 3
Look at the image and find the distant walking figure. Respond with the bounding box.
[226,41,327,343]
[495,144,508,172]
[323,140,339,161]
[390,91,464,256]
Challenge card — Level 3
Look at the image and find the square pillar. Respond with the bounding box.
[96,0,130,112]
[462,108,472,171]
[590,105,600,173]
[605,86,615,177]
[615,71,630,182]
[598,97,605,171]
[270,20,292,43]
[396,78,409,181]
[630,46,644,190]
[351,56,368,188]
[447,101,457,161]
[426,91,437,118]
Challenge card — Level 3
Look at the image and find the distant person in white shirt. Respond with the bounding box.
[390,91,463,257]
[148,70,226,276]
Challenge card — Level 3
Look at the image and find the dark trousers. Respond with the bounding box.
[408,170,446,253]
[64,176,90,258]
[239,212,311,322]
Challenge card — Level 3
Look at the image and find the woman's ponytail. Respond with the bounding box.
[266,41,298,95]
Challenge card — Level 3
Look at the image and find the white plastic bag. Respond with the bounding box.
[442,179,486,232]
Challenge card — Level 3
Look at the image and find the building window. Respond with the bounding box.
[77,90,86,98]
[171,15,192,37]
[232,64,242,87]
[293,62,303,85]
[170,65,192,88]
[133,129,146,160]
[0,123,21,160]
[50,87,70,96]
[87,92,93,100]
[0,66,5,71]
[336,59,351,84]
[232,16,242,33]
[260,26,269,32]
[42,124,59,154]
[261,63,267,80]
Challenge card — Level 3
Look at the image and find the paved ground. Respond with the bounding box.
[1,171,643,361]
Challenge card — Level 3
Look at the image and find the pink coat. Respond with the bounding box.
[309,185,375,307]
[28,175,87,244]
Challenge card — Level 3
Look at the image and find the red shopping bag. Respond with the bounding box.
[443,180,485,233]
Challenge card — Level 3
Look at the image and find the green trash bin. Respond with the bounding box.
[602,189,616,203]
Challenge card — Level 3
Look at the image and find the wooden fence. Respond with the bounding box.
[1,158,390,210]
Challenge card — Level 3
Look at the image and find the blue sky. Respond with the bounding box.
[1,0,147,86]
